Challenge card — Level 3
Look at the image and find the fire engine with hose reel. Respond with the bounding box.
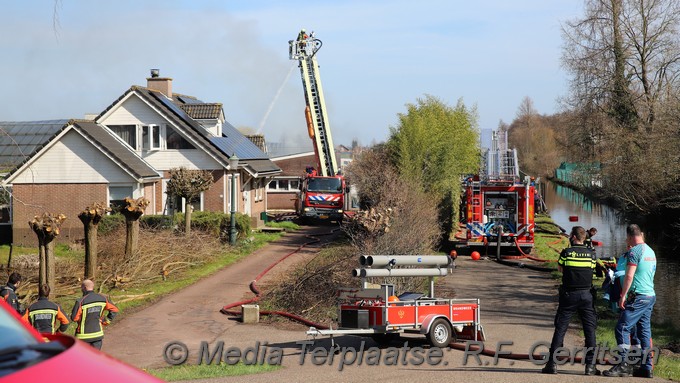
[306,255,486,348]
[289,29,348,222]
[458,129,536,259]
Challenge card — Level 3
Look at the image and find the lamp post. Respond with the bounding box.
[229,154,239,245]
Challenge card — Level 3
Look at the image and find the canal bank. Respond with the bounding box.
[542,181,679,325]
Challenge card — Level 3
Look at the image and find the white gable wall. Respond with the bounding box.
[12,130,135,184]
[102,95,167,126]
[100,94,222,170]
[143,150,221,171]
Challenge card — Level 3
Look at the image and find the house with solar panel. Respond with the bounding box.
[0,71,280,246]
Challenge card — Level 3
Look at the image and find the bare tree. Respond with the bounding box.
[507,97,567,177]
[561,0,680,213]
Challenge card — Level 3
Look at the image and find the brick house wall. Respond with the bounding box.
[267,153,315,211]
[267,192,298,210]
[275,154,317,177]
[203,170,227,213]
[12,183,107,246]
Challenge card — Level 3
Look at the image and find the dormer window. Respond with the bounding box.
[109,125,137,149]
[166,126,194,149]
[142,124,161,150]
[108,123,195,151]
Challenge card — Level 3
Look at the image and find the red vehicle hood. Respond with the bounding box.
[5,334,164,382]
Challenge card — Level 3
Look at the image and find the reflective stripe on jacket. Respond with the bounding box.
[22,297,70,334]
[71,291,119,342]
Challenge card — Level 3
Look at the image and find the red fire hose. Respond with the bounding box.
[219,227,619,365]
[220,229,334,329]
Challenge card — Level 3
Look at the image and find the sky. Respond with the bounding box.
[0,0,584,151]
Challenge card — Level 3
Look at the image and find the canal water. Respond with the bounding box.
[542,181,679,324]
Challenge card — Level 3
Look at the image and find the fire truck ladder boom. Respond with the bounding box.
[290,32,338,177]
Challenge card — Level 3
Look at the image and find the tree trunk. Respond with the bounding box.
[184,201,192,236]
[125,218,139,260]
[38,238,46,287]
[45,239,56,289]
[83,222,98,280]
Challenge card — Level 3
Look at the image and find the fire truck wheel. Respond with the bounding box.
[428,318,452,348]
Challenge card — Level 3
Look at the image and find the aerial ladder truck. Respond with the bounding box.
[289,29,346,222]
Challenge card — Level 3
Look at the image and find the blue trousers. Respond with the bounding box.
[615,294,656,371]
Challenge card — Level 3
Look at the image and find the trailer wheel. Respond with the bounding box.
[428,318,452,348]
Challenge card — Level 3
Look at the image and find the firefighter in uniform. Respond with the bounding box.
[70,279,119,350]
[22,284,69,334]
[542,226,599,375]
[1,272,23,314]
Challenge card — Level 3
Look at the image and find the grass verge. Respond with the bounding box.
[12,230,286,337]
[265,221,300,231]
[593,297,680,380]
[536,214,680,380]
[147,362,281,382]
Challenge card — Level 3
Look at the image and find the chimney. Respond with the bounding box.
[146,69,172,97]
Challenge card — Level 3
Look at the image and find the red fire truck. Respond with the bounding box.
[462,176,536,254]
[290,30,346,222]
[459,130,536,254]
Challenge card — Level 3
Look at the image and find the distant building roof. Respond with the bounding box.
[266,141,314,158]
[246,134,267,153]
[0,120,69,171]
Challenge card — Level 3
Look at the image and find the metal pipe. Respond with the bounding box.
[353,268,448,278]
[364,255,451,267]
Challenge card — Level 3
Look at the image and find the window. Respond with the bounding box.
[307,177,342,192]
[0,186,11,224]
[171,194,203,213]
[166,126,194,149]
[255,180,263,201]
[109,125,137,149]
[267,178,301,192]
[142,124,161,150]
[109,186,134,210]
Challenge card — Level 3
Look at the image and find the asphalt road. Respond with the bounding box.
[102,228,667,382]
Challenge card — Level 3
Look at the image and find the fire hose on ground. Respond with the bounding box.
[218,228,617,365]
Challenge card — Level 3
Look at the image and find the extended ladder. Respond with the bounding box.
[289,31,338,177]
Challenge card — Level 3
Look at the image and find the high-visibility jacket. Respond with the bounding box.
[558,244,596,291]
[0,283,21,313]
[22,297,70,334]
[71,291,119,342]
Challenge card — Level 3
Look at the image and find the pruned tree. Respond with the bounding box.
[166,167,214,236]
[120,197,150,260]
[78,202,111,280]
[29,213,66,289]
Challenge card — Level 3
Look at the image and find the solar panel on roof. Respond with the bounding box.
[177,95,203,104]
[0,120,67,168]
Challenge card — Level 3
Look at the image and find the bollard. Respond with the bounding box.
[241,304,260,323]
